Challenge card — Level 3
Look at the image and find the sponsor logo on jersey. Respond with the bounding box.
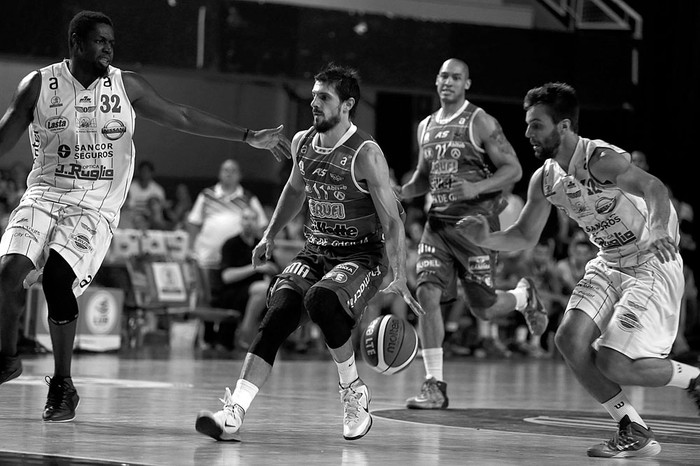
[584,213,622,235]
[310,220,358,238]
[56,163,114,181]
[595,196,617,214]
[448,141,465,149]
[298,160,305,175]
[450,148,461,159]
[330,173,344,182]
[71,233,93,252]
[81,222,97,235]
[467,255,491,272]
[76,117,97,133]
[75,93,96,113]
[323,271,347,283]
[347,266,383,307]
[101,119,126,141]
[49,96,63,108]
[335,262,359,274]
[431,159,458,174]
[309,199,346,219]
[617,311,642,331]
[46,116,69,133]
[57,144,71,158]
[73,142,114,159]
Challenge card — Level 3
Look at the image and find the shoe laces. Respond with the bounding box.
[606,423,642,451]
[420,379,439,398]
[341,385,364,423]
[219,387,238,418]
[45,376,73,409]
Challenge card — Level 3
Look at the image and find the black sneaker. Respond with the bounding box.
[405,377,449,409]
[587,415,661,458]
[42,376,80,422]
[688,377,700,414]
[0,354,22,385]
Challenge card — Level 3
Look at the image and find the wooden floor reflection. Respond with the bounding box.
[1,347,699,465]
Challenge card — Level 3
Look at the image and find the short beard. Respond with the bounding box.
[535,130,561,160]
[313,114,341,133]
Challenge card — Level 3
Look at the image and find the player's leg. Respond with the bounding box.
[0,200,57,386]
[196,269,309,441]
[307,259,384,440]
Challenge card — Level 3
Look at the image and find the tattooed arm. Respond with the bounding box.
[457,110,522,199]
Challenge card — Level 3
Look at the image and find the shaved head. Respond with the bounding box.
[440,58,469,79]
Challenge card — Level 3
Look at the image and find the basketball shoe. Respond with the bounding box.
[587,415,661,458]
[0,354,22,385]
[406,377,448,409]
[517,277,548,336]
[195,387,245,441]
[42,376,80,422]
[340,378,372,440]
[688,377,700,414]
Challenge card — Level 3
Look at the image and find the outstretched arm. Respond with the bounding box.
[0,72,41,156]
[356,142,424,316]
[457,167,551,251]
[252,131,308,266]
[122,71,291,162]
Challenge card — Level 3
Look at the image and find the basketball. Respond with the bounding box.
[361,315,418,375]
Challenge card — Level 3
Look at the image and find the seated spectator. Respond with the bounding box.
[208,207,279,351]
[166,183,194,231]
[128,160,166,216]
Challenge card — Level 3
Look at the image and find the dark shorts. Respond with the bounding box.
[416,218,499,307]
[271,242,387,319]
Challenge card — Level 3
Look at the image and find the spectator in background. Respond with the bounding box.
[128,161,166,216]
[167,183,194,231]
[186,159,268,293]
[211,208,279,351]
[631,150,650,171]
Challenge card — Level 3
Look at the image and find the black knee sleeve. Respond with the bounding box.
[42,252,79,325]
[249,288,303,365]
[304,286,354,349]
[463,280,498,310]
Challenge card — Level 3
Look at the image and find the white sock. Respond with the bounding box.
[232,379,259,412]
[336,354,359,387]
[422,348,444,382]
[601,390,647,428]
[666,360,700,389]
[509,285,528,311]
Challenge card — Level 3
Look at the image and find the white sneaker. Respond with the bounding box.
[517,277,549,336]
[340,378,372,440]
[195,387,245,441]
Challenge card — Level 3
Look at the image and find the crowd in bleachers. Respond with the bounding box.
[4,148,698,361]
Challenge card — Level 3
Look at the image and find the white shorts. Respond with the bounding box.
[566,255,684,359]
[0,196,113,297]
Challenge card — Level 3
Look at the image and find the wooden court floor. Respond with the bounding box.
[1,347,699,466]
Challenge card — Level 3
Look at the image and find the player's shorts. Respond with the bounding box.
[0,196,113,297]
[271,242,387,320]
[416,218,498,307]
[566,255,685,359]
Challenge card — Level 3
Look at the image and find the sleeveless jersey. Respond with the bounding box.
[421,101,500,222]
[26,60,136,227]
[541,137,680,267]
[297,124,384,248]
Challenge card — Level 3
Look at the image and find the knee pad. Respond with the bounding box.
[42,252,79,325]
[304,286,354,349]
[250,288,303,365]
[463,280,498,310]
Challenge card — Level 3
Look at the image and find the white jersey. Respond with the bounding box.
[25,60,136,227]
[542,137,679,268]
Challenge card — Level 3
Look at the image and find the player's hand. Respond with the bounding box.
[456,214,490,245]
[648,231,678,263]
[381,278,425,317]
[246,125,292,162]
[252,237,275,267]
[450,178,480,201]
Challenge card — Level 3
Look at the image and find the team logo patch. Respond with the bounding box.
[101,119,126,140]
[49,96,63,108]
[595,197,617,214]
[323,271,347,283]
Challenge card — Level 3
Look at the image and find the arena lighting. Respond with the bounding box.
[353,21,368,35]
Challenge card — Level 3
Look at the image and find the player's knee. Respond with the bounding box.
[416,283,441,309]
[0,255,33,293]
[463,283,498,311]
[249,288,303,365]
[553,324,588,361]
[42,252,79,325]
[304,286,353,349]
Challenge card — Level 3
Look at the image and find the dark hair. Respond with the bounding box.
[68,11,113,49]
[523,82,579,132]
[138,160,155,172]
[314,63,361,118]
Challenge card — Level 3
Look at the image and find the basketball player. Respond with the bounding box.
[398,58,548,409]
[0,10,291,422]
[457,82,700,458]
[195,63,423,442]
